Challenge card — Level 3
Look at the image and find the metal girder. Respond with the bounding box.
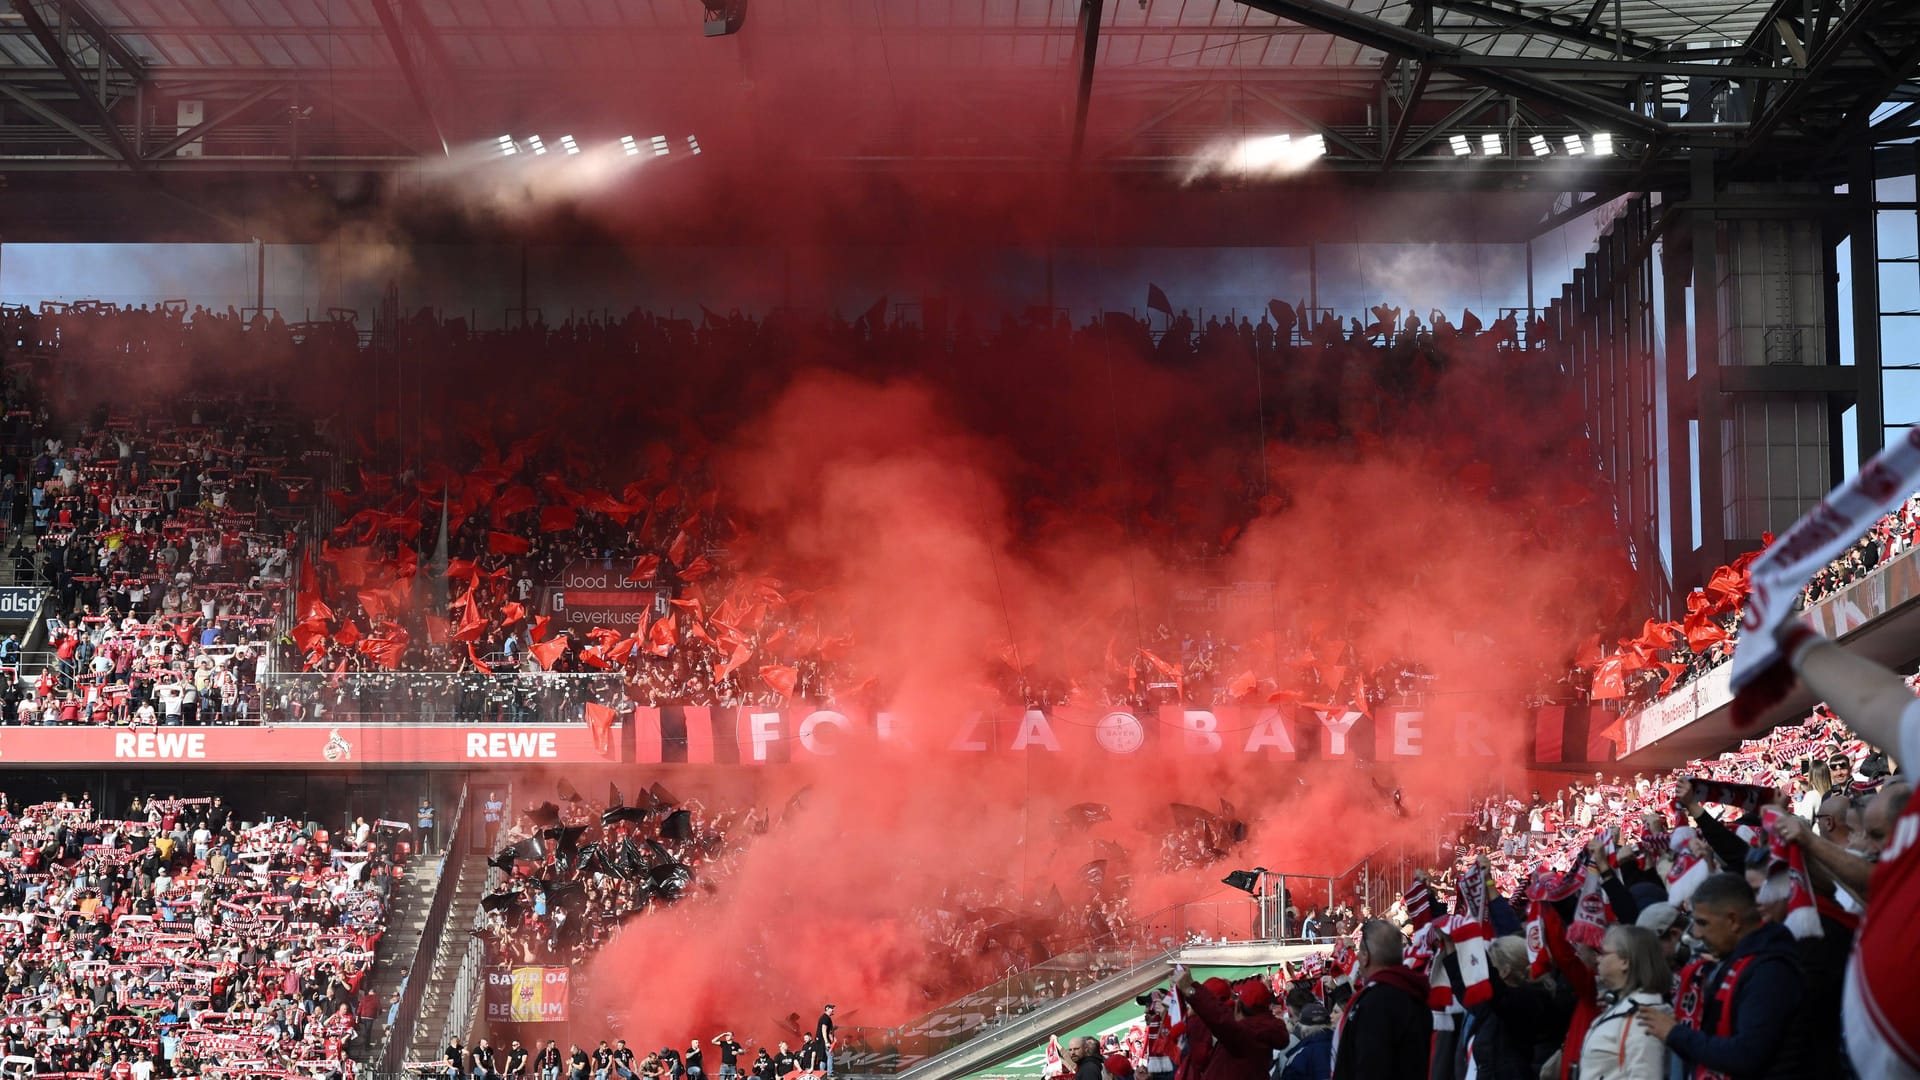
[8,0,143,169]
[143,82,283,161]
[1746,0,1920,151]
[1068,0,1105,168]
[368,0,449,157]
[53,0,145,80]
[1237,0,1668,136]
[1391,86,1499,160]
[1427,0,1661,60]
[1457,55,1801,79]
[1241,84,1379,160]
[0,80,118,157]
[1380,64,1432,168]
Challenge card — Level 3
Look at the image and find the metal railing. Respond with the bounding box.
[836,893,1289,1076]
[382,782,470,1076]
[261,671,624,725]
[441,926,488,1052]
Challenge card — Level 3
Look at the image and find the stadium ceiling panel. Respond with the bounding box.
[0,0,1914,192]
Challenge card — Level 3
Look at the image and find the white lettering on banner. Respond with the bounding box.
[876,711,908,747]
[1393,710,1425,756]
[464,732,558,758]
[798,710,849,756]
[949,714,990,752]
[1315,710,1362,756]
[114,731,207,759]
[1182,710,1222,754]
[749,712,782,762]
[1244,709,1295,755]
[1453,713,1495,757]
[1010,710,1060,751]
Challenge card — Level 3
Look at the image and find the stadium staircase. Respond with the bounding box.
[397,847,489,1068]
[869,940,1329,1080]
[361,861,443,1066]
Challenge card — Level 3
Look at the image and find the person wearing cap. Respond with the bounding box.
[1634,902,1691,984]
[1331,919,1431,1080]
[1278,992,1333,1080]
[815,1004,836,1078]
[1173,967,1288,1080]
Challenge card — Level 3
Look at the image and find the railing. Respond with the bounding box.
[261,671,625,725]
[382,782,470,1076]
[441,929,488,1053]
[837,894,1283,1076]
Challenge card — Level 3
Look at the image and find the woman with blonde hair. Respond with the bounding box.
[1578,923,1671,1080]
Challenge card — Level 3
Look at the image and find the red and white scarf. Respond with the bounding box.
[1761,807,1824,940]
[1731,430,1920,727]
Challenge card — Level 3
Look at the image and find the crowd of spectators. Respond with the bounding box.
[1045,632,1912,1080]
[434,1004,841,1080]
[475,782,746,967]
[0,790,408,1080]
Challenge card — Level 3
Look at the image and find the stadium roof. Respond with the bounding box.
[0,0,1916,238]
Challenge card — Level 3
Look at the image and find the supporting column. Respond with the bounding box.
[1688,151,1729,576]
[1849,145,1886,459]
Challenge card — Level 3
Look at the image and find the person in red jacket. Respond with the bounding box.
[1174,968,1290,1080]
[1172,977,1230,1080]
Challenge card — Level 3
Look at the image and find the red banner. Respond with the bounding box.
[0,705,1606,766]
[0,723,617,766]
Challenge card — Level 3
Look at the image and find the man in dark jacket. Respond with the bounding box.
[1637,873,1807,1080]
[1279,1000,1333,1080]
[1073,1038,1108,1080]
[1333,919,1432,1080]
[1175,967,1289,1080]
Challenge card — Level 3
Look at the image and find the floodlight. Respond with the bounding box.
[496,135,518,157]
[621,135,642,157]
[1481,133,1502,156]
[1530,134,1551,156]
[1564,134,1585,155]
[560,135,580,155]
[687,135,702,154]
[1593,132,1615,156]
[1300,133,1326,158]
[1450,134,1471,156]
[651,135,671,157]
[528,135,547,156]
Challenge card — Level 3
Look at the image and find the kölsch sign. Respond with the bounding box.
[0,587,44,622]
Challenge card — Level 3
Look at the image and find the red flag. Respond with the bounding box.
[626,555,661,584]
[760,665,799,698]
[679,556,714,582]
[333,621,361,648]
[453,595,487,642]
[1591,655,1628,700]
[530,615,552,642]
[530,634,569,670]
[500,601,526,626]
[423,614,450,645]
[358,628,409,669]
[712,643,753,682]
[489,531,532,556]
[468,642,493,674]
[289,617,329,656]
[668,531,691,567]
[585,702,616,754]
[539,505,578,533]
[648,616,678,657]
[1228,670,1258,700]
[491,484,538,522]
